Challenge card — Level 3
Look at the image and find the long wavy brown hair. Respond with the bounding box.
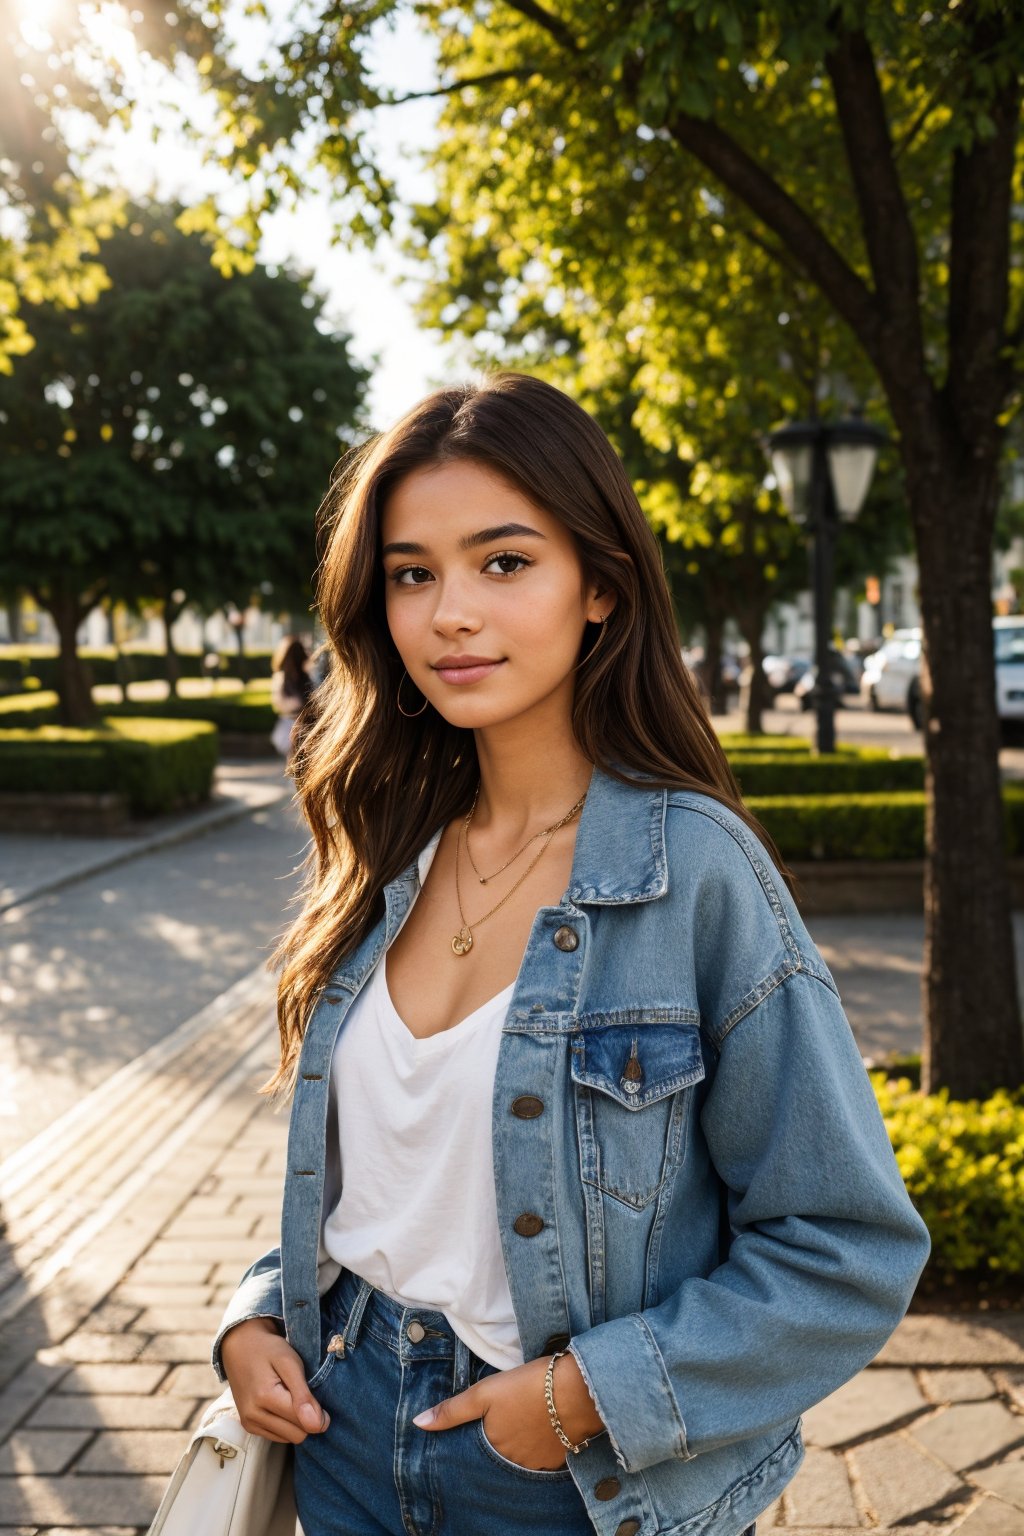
[261,371,796,1105]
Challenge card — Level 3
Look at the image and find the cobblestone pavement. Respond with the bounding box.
[0,972,1020,1533]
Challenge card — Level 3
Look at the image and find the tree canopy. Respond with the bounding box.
[0,202,371,721]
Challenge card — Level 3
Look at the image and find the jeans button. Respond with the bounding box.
[596,1477,621,1500]
[553,926,579,951]
[407,1320,426,1343]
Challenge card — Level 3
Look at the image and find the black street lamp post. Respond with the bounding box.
[765,415,887,755]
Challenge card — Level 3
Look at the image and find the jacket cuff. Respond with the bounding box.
[210,1272,286,1384]
[568,1312,692,1473]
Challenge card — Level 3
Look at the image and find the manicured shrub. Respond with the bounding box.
[0,691,58,726]
[106,688,274,733]
[719,733,826,754]
[873,1073,1024,1278]
[0,684,274,734]
[728,749,924,795]
[0,656,30,689]
[0,646,274,689]
[748,785,1024,860]
[0,717,218,814]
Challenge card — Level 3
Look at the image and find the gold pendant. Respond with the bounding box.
[452,927,473,956]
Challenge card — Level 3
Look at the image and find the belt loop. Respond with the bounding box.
[339,1277,374,1352]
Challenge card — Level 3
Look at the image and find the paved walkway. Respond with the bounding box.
[0,768,307,1160]
[0,971,1020,1533]
[0,758,292,915]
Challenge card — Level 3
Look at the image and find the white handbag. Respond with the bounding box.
[147,1386,298,1536]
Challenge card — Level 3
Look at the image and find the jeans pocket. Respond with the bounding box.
[305,1351,337,1392]
[474,1416,574,1481]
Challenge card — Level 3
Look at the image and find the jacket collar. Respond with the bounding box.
[565,761,669,905]
[387,760,668,913]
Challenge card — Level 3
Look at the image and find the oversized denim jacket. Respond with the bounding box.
[211,764,931,1536]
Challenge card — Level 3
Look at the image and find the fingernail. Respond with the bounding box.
[412,1408,435,1427]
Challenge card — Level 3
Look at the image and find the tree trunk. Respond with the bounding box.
[702,617,728,715]
[233,617,247,684]
[736,605,771,735]
[909,456,1023,1098]
[48,588,100,727]
[163,601,182,699]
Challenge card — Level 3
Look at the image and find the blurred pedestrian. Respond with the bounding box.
[270,635,313,769]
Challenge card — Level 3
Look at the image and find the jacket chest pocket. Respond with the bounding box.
[569,1020,705,1210]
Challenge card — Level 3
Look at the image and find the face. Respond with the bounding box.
[380,458,611,731]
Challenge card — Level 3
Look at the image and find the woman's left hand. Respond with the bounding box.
[411,1351,605,1471]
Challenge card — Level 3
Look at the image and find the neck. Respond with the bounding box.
[472,695,595,840]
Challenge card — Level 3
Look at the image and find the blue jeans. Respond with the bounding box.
[293,1266,756,1536]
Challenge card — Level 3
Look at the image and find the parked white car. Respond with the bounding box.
[995,617,1024,723]
[860,617,1024,732]
[859,628,922,713]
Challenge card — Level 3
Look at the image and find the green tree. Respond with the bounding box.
[180,0,1023,1096]
[0,0,220,366]
[0,203,370,723]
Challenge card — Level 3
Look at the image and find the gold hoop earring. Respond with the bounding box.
[396,669,428,718]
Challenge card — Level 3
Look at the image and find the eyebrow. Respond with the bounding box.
[381,522,548,558]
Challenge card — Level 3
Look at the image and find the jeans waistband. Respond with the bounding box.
[324,1265,470,1364]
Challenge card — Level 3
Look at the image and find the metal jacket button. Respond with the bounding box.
[513,1212,544,1237]
[407,1320,426,1342]
[615,1522,642,1536]
[553,926,579,951]
[542,1332,570,1354]
[596,1477,621,1500]
[512,1095,544,1118]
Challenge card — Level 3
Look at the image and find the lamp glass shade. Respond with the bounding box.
[828,441,879,520]
[769,443,813,522]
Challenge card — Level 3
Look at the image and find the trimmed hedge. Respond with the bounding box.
[749,785,1024,860]
[719,733,856,755]
[874,1072,1024,1278]
[0,685,274,733]
[728,749,924,796]
[0,717,218,815]
[0,691,58,725]
[0,646,274,689]
[107,689,274,734]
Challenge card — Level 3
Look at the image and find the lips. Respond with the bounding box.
[431,656,506,686]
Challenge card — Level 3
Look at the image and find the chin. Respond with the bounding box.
[427,689,537,731]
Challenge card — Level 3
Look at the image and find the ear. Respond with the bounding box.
[585,583,617,625]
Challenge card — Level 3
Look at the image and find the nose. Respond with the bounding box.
[430,574,483,638]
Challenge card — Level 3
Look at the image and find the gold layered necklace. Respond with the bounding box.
[450,784,588,956]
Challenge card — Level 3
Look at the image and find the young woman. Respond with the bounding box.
[270,633,314,767]
[212,373,930,1536]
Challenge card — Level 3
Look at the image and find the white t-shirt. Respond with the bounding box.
[321,828,526,1370]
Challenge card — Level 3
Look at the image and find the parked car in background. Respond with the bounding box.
[793,649,862,710]
[863,618,1024,734]
[762,654,811,696]
[994,618,1024,735]
[860,628,923,715]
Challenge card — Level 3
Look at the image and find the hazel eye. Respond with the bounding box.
[483,552,532,577]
